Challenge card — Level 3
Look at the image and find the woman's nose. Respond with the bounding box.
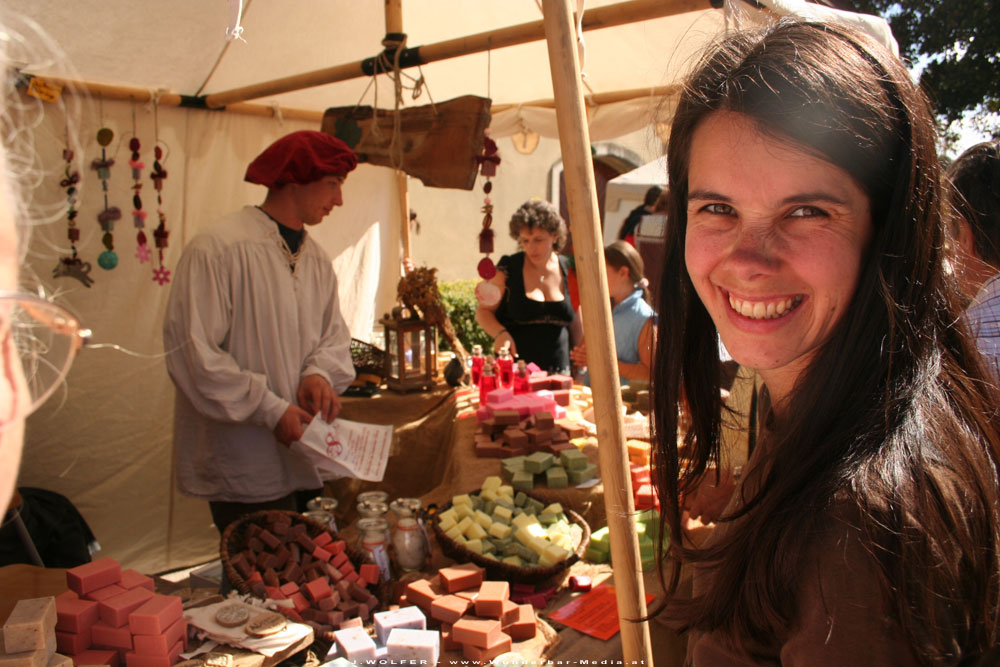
[726,225,779,278]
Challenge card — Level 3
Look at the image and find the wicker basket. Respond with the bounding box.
[220,509,389,610]
[431,491,590,585]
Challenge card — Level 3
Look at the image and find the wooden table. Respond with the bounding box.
[0,564,66,623]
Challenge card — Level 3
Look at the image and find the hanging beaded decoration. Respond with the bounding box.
[149,100,171,286]
[92,102,121,271]
[129,102,150,264]
[52,125,94,287]
[474,46,503,308]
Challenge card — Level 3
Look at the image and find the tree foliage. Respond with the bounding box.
[853,0,1000,141]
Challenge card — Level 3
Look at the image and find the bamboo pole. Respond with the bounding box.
[384,0,403,35]
[541,1,653,665]
[37,76,324,122]
[492,83,682,112]
[203,0,709,108]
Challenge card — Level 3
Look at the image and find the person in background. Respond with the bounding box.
[948,139,1000,379]
[650,20,1000,664]
[163,131,357,534]
[570,241,656,384]
[475,199,581,375]
[618,185,663,246]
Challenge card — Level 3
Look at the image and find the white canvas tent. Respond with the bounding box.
[4,7,897,652]
[602,154,669,246]
[6,0,728,578]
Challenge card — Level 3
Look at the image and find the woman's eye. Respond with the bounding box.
[789,206,826,218]
[702,203,734,215]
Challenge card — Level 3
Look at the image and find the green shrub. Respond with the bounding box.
[438,280,492,353]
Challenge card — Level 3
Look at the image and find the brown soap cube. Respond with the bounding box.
[556,419,586,438]
[295,533,317,552]
[493,410,521,425]
[533,411,554,429]
[430,595,471,625]
[475,442,506,458]
[502,446,528,458]
[474,434,495,447]
[438,563,484,593]
[247,537,265,553]
[479,419,496,435]
[257,530,280,550]
[271,521,290,536]
[262,568,280,588]
[552,429,570,443]
[551,389,572,406]
[272,546,290,570]
[474,581,509,618]
[502,429,528,448]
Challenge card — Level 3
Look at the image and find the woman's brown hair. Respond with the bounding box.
[651,20,1000,663]
[605,240,650,303]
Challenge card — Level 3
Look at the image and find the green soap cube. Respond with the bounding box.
[568,463,598,485]
[545,466,568,489]
[482,539,497,554]
[524,452,555,474]
[514,491,528,507]
[538,512,556,526]
[471,495,485,510]
[501,466,517,483]
[504,455,527,469]
[484,500,496,516]
[559,448,589,471]
[526,499,545,516]
[590,526,611,552]
[494,498,515,511]
[512,470,535,492]
[501,541,522,556]
[585,546,609,563]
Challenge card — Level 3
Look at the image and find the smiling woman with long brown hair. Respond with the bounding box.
[651,20,1000,665]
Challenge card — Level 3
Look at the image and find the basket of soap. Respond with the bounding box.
[430,478,590,585]
[220,510,389,635]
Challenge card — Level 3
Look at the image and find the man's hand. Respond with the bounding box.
[274,404,313,446]
[297,374,341,423]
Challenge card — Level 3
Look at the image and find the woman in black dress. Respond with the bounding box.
[475,199,581,375]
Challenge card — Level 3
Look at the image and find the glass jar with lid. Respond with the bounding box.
[389,497,428,572]
[356,491,389,519]
[305,496,339,532]
[358,517,392,581]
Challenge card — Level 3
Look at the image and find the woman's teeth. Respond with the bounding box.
[728,294,803,320]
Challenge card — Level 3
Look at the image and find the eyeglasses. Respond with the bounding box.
[0,291,90,426]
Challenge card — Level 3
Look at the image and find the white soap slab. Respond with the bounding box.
[373,606,427,645]
[386,628,440,667]
[333,627,377,664]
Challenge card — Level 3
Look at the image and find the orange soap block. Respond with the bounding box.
[118,571,154,593]
[55,629,89,656]
[131,618,185,656]
[127,596,181,636]
[437,563,484,593]
[440,624,461,652]
[461,631,511,663]
[66,558,122,596]
[82,585,126,604]
[429,595,471,625]
[98,589,153,629]
[124,639,182,667]
[404,579,443,611]
[71,648,120,667]
[90,622,132,650]
[451,617,502,649]
[505,604,536,641]
[473,581,509,618]
[499,599,520,628]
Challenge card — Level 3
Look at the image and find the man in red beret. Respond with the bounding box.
[163,131,359,533]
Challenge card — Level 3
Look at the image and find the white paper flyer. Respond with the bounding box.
[291,416,393,482]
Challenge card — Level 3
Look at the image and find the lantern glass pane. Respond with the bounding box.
[387,328,398,377]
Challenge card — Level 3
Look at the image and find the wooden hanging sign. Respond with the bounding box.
[321,95,491,191]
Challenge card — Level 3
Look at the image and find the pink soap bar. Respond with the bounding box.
[438,563,484,593]
[127,596,181,636]
[71,648,120,667]
[66,558,122,596]
[98,589,154,629]
[118,571,154,593]
[429,595,471,625]
[124,639,182,667]
[55,598,99,635]
[90,621,132,650]
[55,629,90,656]
[83,584,127,603]
[54,592,78,604]
[131,618,185,656]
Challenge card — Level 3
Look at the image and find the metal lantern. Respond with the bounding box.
[380,311,437,392]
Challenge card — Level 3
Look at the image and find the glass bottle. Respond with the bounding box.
[358,517,392,581]
[390,497,428,572]
[356,500,388,520]
[305,496,339,532]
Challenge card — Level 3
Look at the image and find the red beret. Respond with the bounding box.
[244,130,357,188]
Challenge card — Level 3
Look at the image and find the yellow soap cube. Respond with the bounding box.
[465,539,483,554]
[488,522,512,539]
[475,510,493,529]
[453,494,473,507]
[502,555,524,567]
[481,476,503,491]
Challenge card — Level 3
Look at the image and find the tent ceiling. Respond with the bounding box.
[10,0,723,114]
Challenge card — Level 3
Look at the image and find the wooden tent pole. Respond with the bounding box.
[385,0,403,35]
[541,1,653,665]
[203,0,708,108]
